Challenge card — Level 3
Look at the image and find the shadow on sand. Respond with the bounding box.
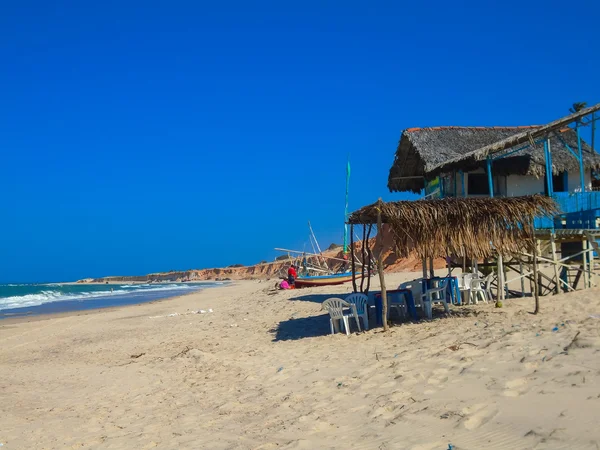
[273,292,480,341]
[271,314,331,341]
[287,293,338,304]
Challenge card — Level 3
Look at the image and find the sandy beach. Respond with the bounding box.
[2,273,600,449]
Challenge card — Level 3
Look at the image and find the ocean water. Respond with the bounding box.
[0,282,223,318]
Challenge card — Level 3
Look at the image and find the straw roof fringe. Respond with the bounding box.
[388,127,600,193]
[348,195,558,259]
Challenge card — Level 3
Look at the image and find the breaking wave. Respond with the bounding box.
[0,283,215,311]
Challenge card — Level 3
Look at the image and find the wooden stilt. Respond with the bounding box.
[550,233,560,295]
[532,237,540,314]
[583,237,589,289]
[350,224,357,293]
[519,260,525,296]
[528,254,534,295]
[365,224,373,294]
[360,225,367,292]
[376,200,388,332]
[585,231,598,288]
[497,254,505,304]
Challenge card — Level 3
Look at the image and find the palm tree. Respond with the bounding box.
[570,102,588,114]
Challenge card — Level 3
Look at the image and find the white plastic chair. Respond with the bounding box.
[345,293,369,330]
[322,298,361,335]
[469,272,493,304]
[399,281,422,308]
[458,273,472,304]
[421,279,451,319]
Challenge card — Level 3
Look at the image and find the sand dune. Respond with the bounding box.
[1,273,600,449]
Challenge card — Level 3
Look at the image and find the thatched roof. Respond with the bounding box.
[348,195,558,259]
[388,126,600,193]
[433,103,600,169]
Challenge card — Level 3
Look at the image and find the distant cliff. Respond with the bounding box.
[77,239,445,284]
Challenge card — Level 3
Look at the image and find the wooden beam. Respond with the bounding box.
[518,252,600,277]
[506,263,575,293]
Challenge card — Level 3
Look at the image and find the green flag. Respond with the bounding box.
[343,159,351,254]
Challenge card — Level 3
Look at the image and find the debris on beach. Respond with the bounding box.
[149,309,214,319]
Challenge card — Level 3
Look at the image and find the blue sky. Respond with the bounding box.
[1,0,598,282]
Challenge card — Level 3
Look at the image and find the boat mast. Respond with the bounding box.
[343,157,351,254]
[308,220,329,270]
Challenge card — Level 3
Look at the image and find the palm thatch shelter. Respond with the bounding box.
[347,195,558,327]
[348,195,558,259]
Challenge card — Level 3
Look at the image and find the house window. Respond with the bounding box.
[545,171,568,194]
[553,172,567,192]
[467,174,490,196]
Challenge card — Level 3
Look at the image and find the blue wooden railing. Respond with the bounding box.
[534,192,600,229]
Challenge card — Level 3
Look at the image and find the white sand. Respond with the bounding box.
[1,273,600,449]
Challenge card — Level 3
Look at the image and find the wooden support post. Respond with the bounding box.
[497,254,505,304]
[585,231,598,288]
[365,224,373,294]
[376,200,388,332]
[528,255,534,295]
[429,257,435,279]
[532,237,540,314]
[360,225,367,292]
[350,224,357,293]
[583,237,589,289]
[550,233,560,295]
[519,260,526,296]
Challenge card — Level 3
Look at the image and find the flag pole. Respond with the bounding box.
[343,157,351,254]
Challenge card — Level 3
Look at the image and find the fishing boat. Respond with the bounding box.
[294,272,360,288]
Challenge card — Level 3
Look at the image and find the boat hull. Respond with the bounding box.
[294,273,362,288]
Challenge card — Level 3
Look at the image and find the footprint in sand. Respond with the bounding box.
[462,403,499,430]
[388,390,411,402]
[503,377,529,397]
[427,368,449,385]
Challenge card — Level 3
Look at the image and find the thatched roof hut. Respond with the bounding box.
[348,195,557,259]
[389,126,600,194]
